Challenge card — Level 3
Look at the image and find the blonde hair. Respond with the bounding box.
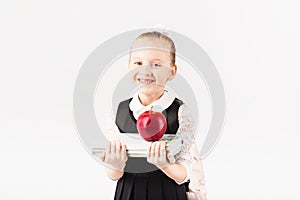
[130,31,176,65]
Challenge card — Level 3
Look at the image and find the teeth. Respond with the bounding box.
[138,78,154,84]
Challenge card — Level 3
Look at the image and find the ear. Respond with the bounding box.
[168,64,177,81]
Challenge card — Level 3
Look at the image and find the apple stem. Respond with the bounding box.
[150,106,153,114]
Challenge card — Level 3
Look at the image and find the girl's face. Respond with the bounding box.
[128,46,176,96]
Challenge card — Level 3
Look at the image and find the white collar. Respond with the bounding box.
[129,90,176,120]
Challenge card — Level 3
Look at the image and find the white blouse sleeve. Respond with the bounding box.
[174,104,196,184]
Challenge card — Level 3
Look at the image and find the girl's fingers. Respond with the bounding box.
[106,141,111,155]
[114,140,121,159]
[152,142,159,158]
[147,143,152,162]
[120,142,125,151]
[160,141,166,158]
[110,140,116,156]
[151,142,157,162]
[148,142,156,162]
[121,142,127,160]
[115,140,121,152]
[167,153,175,164]
[155,142,161,157]
[100,151,106,162]
[150,142,156,158]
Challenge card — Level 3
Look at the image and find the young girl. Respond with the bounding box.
[100,31,205,200]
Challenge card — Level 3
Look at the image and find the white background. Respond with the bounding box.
[1,0,299,199]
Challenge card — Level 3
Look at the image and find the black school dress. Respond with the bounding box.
[114,98,189,200]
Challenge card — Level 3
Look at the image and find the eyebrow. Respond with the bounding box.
[131,57,164,63]
[131,57,141,60]
[151,59,164,63]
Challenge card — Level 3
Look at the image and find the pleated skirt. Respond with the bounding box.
[114,170,188,200]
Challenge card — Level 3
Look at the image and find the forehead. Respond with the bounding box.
[130,38,172,62]
[130,49,170,61]
[131,38,172,53]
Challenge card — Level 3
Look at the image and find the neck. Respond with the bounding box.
[138,90,165,106]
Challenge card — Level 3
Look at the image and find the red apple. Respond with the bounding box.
[136,107,167,141]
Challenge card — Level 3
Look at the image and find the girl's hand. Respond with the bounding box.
[100,140,128,172]
[146,141,176,169]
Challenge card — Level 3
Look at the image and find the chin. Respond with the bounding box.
[138,85,164,96]
[138,87,156,95]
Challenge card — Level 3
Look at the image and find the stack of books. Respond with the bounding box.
[91,133,182,157]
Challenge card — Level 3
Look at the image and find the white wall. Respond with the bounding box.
[1,0,299,199]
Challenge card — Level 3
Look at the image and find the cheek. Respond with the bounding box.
[132,72,138,81]
[128,67,140,80]
[128,65,136,71]
[152,74,167,85]
[155,69,169,79]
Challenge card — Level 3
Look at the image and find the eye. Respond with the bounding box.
[151,63,162,67]
[134,61,143,65]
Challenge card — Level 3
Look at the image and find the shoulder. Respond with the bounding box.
[115,98,133,118]
[117,98,133,108]
[174,97,184,106]
[118,97,133,105]
[169,97,192,117]
[173,97,187,113]
[178,103,194,122]
[166,97,183,112]
[170,98,194,122]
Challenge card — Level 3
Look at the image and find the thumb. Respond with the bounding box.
[167,153,175,164]
[100,151,106,162]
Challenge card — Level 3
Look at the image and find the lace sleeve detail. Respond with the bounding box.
[175,104,196,167]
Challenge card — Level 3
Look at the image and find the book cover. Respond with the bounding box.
[92,133,182,157]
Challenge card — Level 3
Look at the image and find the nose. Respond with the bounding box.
[139,65,153,76]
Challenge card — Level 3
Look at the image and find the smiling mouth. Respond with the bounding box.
[137,78,155,84]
